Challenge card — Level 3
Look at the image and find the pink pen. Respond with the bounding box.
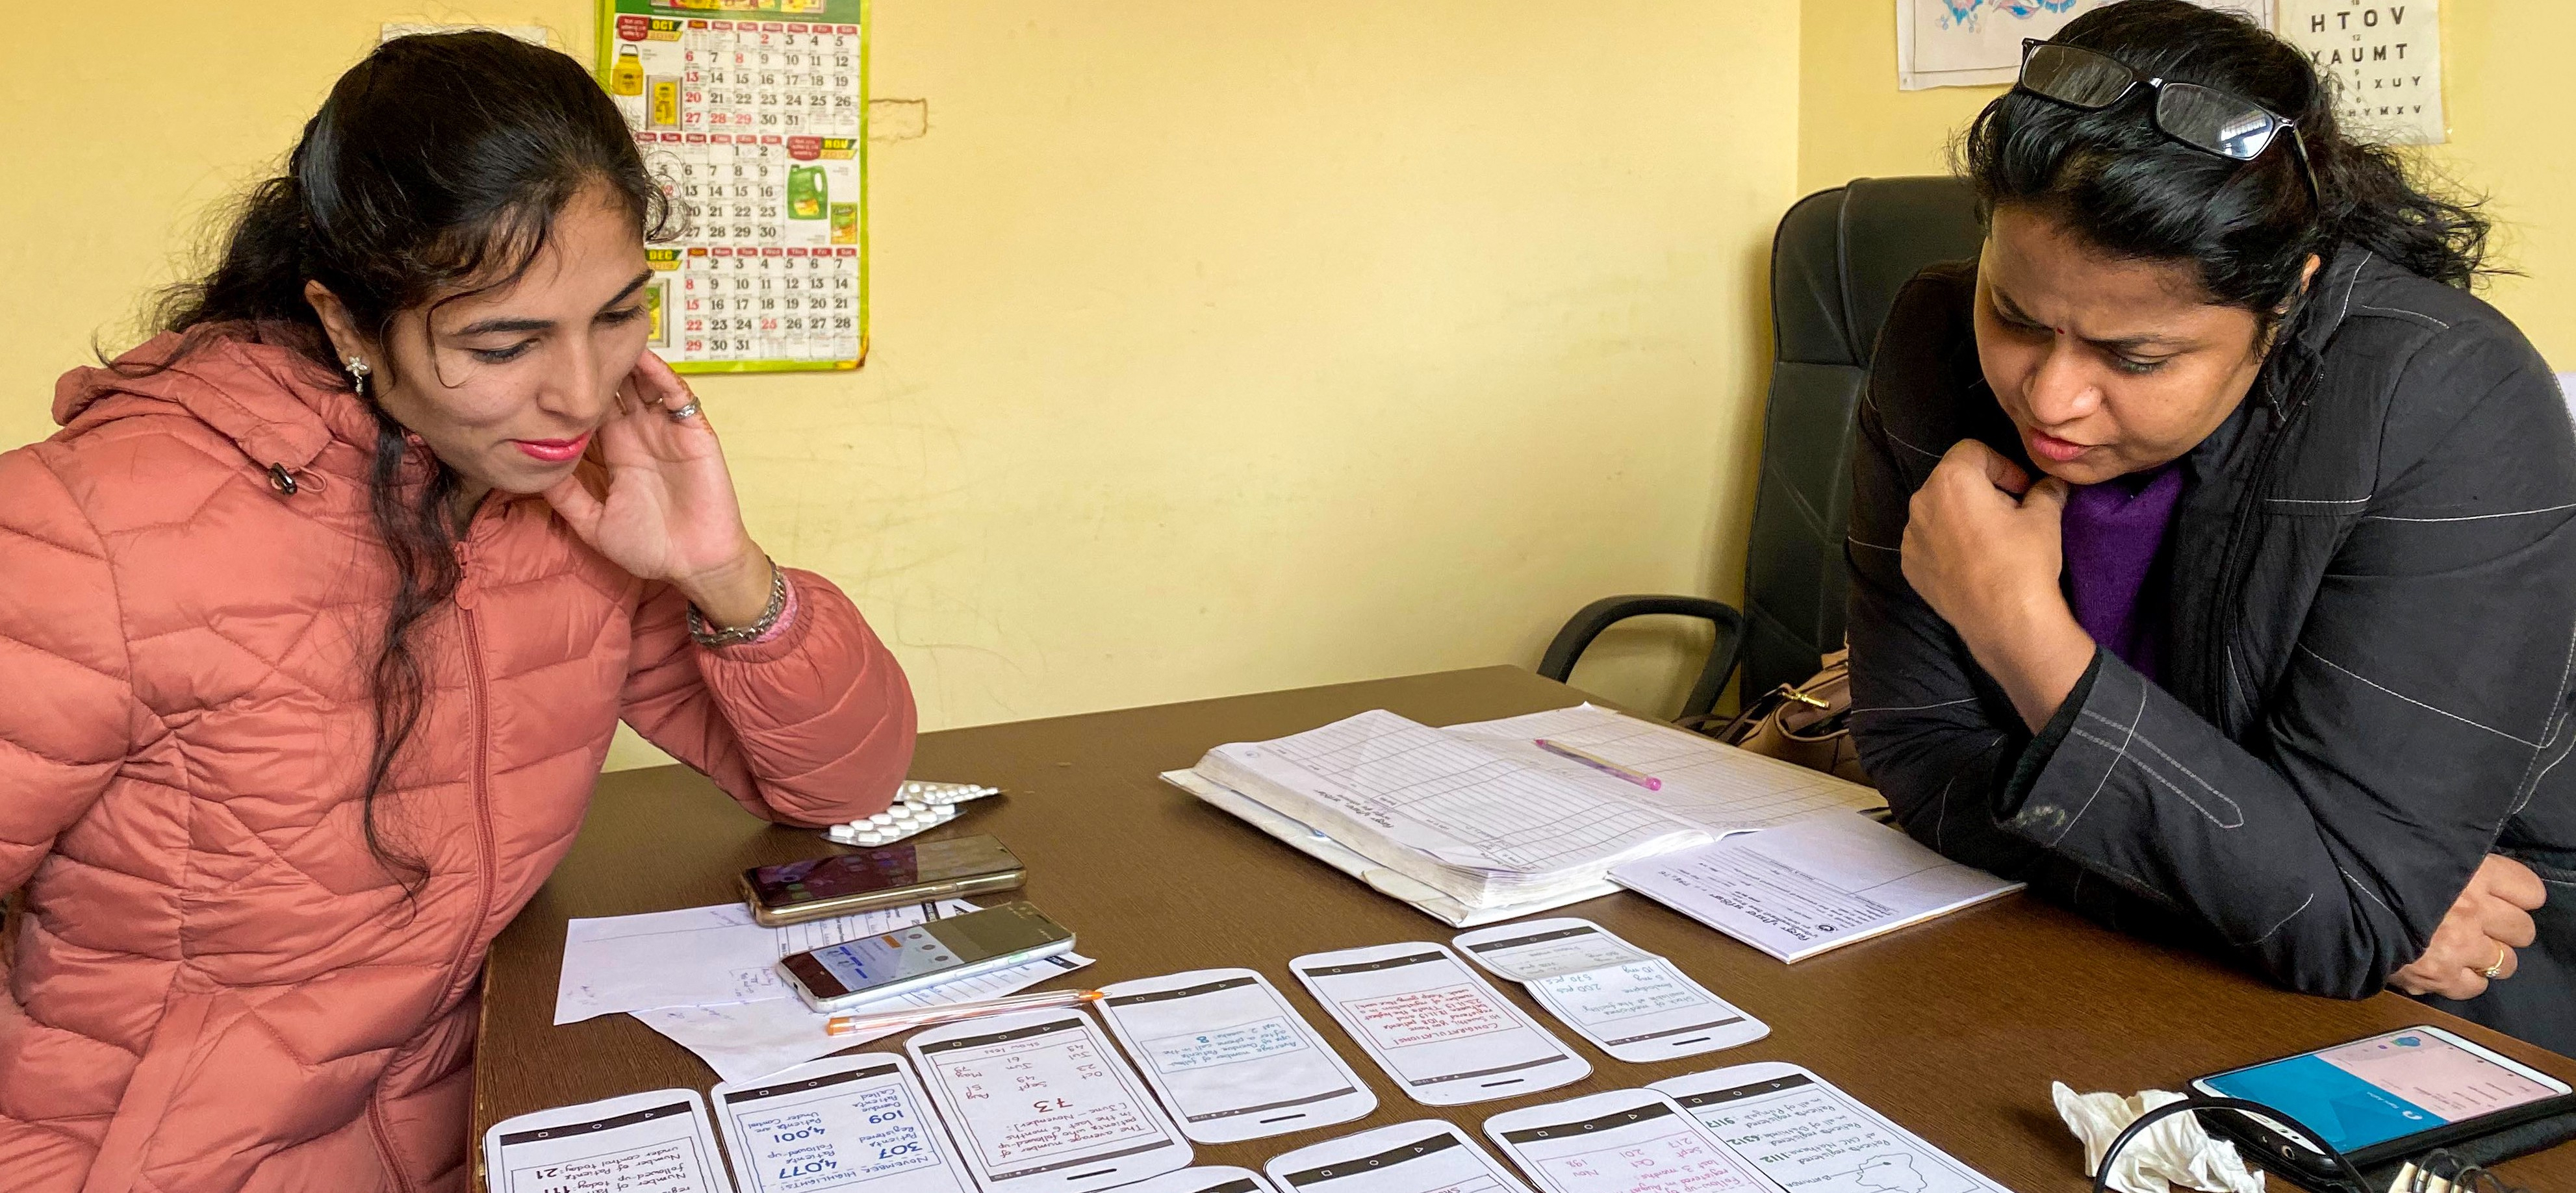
[1534,738,1663,791]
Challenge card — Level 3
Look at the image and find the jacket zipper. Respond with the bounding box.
[2208,347,2332,727]
[366,1100,409,1193]
[446,531,499,1022]
[373,520,500,1193]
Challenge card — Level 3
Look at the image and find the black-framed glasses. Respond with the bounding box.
[2017,38,2320,207]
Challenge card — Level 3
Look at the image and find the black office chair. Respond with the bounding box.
[1539,177,1985,720]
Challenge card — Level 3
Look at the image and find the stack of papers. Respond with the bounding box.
[554,898,1095,1083]
[1170,704,1885,924]
[1610,812,2022,962]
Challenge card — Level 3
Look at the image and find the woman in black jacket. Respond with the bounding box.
[1847,0,2576,1053]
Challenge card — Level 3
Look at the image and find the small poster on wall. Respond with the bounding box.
[595,0,871,372]
[1898,0,2276,90]
[2276,0,2444,145]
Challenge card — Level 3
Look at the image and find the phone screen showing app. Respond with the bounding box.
[2202,1030,2562,1151]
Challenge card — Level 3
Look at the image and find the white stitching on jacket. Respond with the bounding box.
[2356,301,2452,331]
[2520,727,2575,818]
[2238,892,2316,946]
[1860,390,1946,462]
[2067,727,2245,829]
[2338,867,2393,914]
[2509,620,2576,816]
[2264,496,2373,506]
[2363,502,2576,524]
[2296,644,2542,747]
[2053,684,2146,845]
[1846,534,1902,554]
[2076,712,2247,827]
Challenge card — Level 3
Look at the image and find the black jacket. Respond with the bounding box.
[1846,247,2576,1055]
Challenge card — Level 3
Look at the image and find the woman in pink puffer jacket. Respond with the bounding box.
[0,33,915,1192]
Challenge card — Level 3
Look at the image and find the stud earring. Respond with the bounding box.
[344,356,371,396]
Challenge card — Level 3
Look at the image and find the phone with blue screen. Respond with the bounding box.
[2191,1025,2575,1170]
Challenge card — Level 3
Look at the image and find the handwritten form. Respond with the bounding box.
[1121,1168,1282,1193]
[1485,1090,1782,1193]
[906,1008,1192,1193]
[483,1088,733,1193]
[637,951,1096,1084]
[1453,919,1768,1063]
[1290,942,1588,1106]
[1265,1121,1534,1193]
[557,900,949,1023]
[1095,968,1377,1142]
[1609,814,2022,963]
[1445,706,1884,835]
[1650,1064,2008,1193]
[711,1053,975,1193]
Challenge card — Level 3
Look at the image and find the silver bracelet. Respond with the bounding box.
[687,559,787,647]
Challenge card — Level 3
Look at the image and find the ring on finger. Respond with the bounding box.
[666,397,702,421]
[2483,944,2512,981]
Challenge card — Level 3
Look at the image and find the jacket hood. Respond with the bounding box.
[54,327,383,477]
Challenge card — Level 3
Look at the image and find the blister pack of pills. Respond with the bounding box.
[824,781,1002,846]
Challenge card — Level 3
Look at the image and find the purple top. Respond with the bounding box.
[2061,463,2184,681]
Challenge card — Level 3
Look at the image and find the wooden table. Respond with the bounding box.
[476,666,2576,1189]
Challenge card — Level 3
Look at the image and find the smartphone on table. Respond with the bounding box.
[777,901,1076,1013]
[741,834,1025,927]
[2191,1024,2576,1173]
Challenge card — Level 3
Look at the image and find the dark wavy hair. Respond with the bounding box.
[1959,0,2491,336]
[148,31,669,889]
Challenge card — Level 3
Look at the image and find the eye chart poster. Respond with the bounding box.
[595,0,869,371]
[2278,1,2444,145]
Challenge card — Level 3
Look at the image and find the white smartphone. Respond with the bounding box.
[777,901,1075,1013]
[906,1007,1194,1193]
[1264,1121,1534,1193]
[1288,942,1590,1106]
[710,1053,975,1193]
[2189,1024,2576,1170]
[1482,1088,1777,1193]
[1093,968,1378,1143]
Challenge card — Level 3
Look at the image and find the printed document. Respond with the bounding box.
[1095,968,1377,1142]
[635,951,1095,1084]
[556,899,948,1023]
[483,1088,733,1193]
[711,1053,975,1193]
[1609,814,2021,963]
[1453,918,1767,1062]
[906,1008,1193,1193]
[1265,1121,1534,1193]
[1483,1089,1781,1193]
[1651,1063,2009,1193]
[1290,942,1587,1106]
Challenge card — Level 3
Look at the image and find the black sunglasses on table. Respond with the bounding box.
[2015,38,2321,207]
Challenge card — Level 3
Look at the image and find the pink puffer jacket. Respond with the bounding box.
[0,332,916,1192]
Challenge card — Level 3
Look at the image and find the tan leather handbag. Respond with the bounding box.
[1685,646,1870,786]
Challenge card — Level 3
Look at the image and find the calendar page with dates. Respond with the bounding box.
[595,0,869,372]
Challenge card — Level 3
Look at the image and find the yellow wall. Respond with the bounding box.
[0,3,1800,767]
[1798,0,2573,365]
[10,3,2564,774]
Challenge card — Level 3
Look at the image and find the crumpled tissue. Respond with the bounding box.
[2053,1083,2266,1193]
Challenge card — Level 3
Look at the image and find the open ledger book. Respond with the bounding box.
[1164,703,1886,925]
